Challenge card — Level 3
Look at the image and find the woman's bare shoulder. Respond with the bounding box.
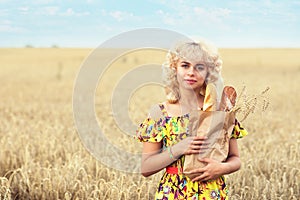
[148,102,166,119]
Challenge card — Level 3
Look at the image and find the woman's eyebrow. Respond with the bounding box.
[180,61,190,64]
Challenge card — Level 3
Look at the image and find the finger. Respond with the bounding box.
[192,173,208,182]
[191,146,201,150]
[198,157,211,163]
[187,149,202,155]
[194,136,208,140]
[188,165,206,174]
[191,144,211,152]
[191,144,210,151]
[190,141,208,146]
[190,140,211,146]
[190,144,210,150]
[187,148,210,155]
[200,142,211,146]
[192,136,207,142]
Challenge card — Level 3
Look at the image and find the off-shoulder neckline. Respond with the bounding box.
[159,103,190,118]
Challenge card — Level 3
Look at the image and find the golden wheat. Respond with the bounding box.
[0,48,299,199]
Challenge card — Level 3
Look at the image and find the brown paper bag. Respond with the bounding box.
[183,84,237,179]
[183,110,236,179]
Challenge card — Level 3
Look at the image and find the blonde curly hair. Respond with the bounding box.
[162,40,223,103]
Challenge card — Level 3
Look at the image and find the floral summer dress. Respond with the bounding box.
[136,103,248,200]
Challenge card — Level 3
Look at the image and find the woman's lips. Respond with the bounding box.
[185,79,197,84]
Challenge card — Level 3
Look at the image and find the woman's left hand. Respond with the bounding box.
[190,157,225,182]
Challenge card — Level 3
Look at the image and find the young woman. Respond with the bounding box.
[136,41,248,199]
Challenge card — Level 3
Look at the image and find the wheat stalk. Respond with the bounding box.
[233,86,270,122]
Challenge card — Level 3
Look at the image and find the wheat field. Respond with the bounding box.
[0,48,299,200]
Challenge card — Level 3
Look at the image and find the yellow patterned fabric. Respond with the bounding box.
[136,104,248,200]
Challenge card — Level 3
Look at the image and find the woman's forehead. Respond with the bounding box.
[178,57,205,65]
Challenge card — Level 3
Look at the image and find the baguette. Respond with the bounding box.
[219,86,237,111]
[203,83,218,111]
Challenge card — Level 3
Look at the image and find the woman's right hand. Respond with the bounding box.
[172,136,209,158]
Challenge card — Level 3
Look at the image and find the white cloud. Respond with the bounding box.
[109,11,122,21]
[101,9,142,23]
[193,7,232,24]
[62,8,75,16]
[156,10,176,25]
[109,10,135,22]
[101,9,107,16]
[38,6,60,15]
[60,8,90,17]
[34,0,55,4]
[19,7,28,12]
[214,8,232,16]
[36,7,89,17]
[109,11,130,21]
[55,7,89,16]
[18,7,30,13]
[155,4,232,30]
[0,24,26,33]
[0,19,26,33]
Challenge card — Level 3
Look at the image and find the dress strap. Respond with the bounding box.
[158,103,168,117]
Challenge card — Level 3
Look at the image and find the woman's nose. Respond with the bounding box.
[187,66,195,75]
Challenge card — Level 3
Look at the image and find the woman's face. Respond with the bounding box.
[176,58,208,92]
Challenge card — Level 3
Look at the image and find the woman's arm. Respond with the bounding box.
[141,142,173,177]
[141,136,208,177]
[222,138,241,174]
[190,138,241,182]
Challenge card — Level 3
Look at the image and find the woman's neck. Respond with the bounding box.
[178,89,203,111]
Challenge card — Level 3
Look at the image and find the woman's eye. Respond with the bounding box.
[181,64,189,68]
[195,64,205,71]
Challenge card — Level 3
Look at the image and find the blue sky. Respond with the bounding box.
[0,0,299,48]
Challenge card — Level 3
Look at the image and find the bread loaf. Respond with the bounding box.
[203,83,218,111]
[219,86,237,111]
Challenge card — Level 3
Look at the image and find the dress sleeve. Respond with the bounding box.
[136,117,165,143]
[231,119,248,139]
